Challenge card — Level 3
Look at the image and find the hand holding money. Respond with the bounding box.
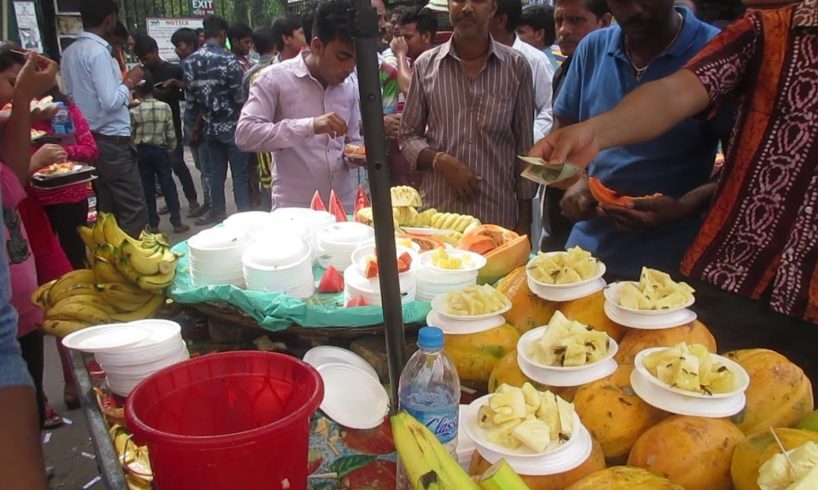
[518,156,583,188]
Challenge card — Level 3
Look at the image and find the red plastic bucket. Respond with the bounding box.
[125,351,324,490]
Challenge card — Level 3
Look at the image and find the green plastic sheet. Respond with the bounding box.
[168,241,432,331]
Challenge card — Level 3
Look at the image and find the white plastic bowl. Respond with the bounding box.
[100,341,189,376]
[419,250,487,274]
[430,293,512,321]
[604,281,695,316]
[517,326,619,371]
[634,347,750,400]
[526,253,606,289]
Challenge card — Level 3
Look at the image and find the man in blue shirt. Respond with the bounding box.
[61,0,148,238]
[553,1,728,278]
[184,15,250,225]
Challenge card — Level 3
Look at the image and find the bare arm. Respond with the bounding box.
[395,52,412,95]
[0,387,48,489]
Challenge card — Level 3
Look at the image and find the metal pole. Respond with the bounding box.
[348,0,406,411]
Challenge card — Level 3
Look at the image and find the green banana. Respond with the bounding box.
[109,294,164,322]
[93,257,131,284]
[46,300,110,325]
[97,283,156,311]
[391,412,479,490]
[41,319,89,337]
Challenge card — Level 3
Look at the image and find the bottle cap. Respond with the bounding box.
[418,326,444,350]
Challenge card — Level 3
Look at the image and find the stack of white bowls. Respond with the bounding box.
[270,208,336,256]
[93,320,189,397]
[315,222,375,270]
[223,211,276,238]
[242,235,315,299]
[187,227,253,288]
[344,243,417,306]
[415,250,485,302]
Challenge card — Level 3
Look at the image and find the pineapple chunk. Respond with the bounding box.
[644,342,736,395]
[556,397,574,439]
[537,391,561,441]
[528,311,611,367]
[563,343,587,367]
[490,390,526,424]
[521,383,541,411]
[512,419,552,453]
[527,247,599,284]
[617,267,696,310]
[758,441,818,490]
[486,420,522,449]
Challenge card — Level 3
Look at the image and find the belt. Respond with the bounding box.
[92,132,131,144]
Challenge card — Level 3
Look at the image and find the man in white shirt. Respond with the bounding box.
[489,0,554,142]
[61,0,147,236]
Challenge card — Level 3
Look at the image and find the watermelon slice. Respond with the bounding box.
[329,190,348,222]
[364,259,379,279]
[353,186,370,222]
[317,265,344,293]
[397,252,412,273]
[310,190,326,211]
[347,296,367,307]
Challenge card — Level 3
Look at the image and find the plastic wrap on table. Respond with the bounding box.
[308,412,397,489]
[168,241,431,331]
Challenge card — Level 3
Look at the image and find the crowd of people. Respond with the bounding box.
[1,0,818,486]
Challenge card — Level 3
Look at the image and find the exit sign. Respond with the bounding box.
[191,0,215,16]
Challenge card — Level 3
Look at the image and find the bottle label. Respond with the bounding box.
[404,406,458,444]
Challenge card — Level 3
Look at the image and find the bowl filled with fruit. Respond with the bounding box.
[430,284,511,321]
[350,243,417,289]
[525,247,606,302]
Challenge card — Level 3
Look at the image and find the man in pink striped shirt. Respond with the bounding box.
[399,0,536,234]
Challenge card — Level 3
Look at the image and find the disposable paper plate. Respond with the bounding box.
[430,294,512,321]
[526,254,607,289]
[419,250,487,274]
[634,347,750,400]
[462,395,591,474]
[129,319,182,345]
[96,339,186,368]
[270,207,336,227]
[604,281,695,316]
[528,277,606,302]
[317,362,389,430]
[317,222,375,246]
[457,405,476,470]
[517,326,619,371]
[62,324,150,353]
[518,352,618,387]
[630,368,746,418]
[188,227,253,252]
[223,211,274,235]
[426,310,505,335]
[415,263,478,285]
[603,300,696,329]
[303,346,379,382]
[402,226,451,236]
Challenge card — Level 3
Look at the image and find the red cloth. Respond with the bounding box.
[18,196,72,285]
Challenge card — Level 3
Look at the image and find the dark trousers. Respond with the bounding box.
[170,142,198,205]
[540,186,573,252]
[204,132,250,219]
[44,200,89,269]
[92,136,148,238]
[18,330,44,426]
[136,144,182,227]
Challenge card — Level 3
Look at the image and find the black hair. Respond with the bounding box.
[399,7,438,38]
[171,28,199,49]
[112,22,129,42]
[227,23,253,42]
[495,0,523,33]
[313,0,353,46]
[272,14,303,52]
[302,4,316,43]
[135,70,154,97]
[132,35,158,58]
[390,5,410,21]
[0,41,25,73]
[554,0,610,19]
[251,27,277,55]
[520,5,556,46]
[202,15,229,39]
[195,28,205,36]
[80,0,118,29]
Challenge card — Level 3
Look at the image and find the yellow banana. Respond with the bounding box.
[92,213,107,245]
[119,240,164,276]
[52,294,118,315]
[31,280,56,310]
[109,294,164,322]
[46,301,110,325]
[93,257,131,284]
[135,271,174,293]
[96,243,116,262]
[78,225,96,252]
[97,283,156,311]
[48,282,100,306]
[47,269,96,303]
[442,213,459,230]
[41,319,89,337]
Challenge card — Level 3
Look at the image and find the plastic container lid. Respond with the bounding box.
[418,326,444,349]
[317,362,389,429]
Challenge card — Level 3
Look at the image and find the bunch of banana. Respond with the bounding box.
[403,208,481,234]
[391,412,480,490]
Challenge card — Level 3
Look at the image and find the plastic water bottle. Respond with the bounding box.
[51,102,75,143]
[396,326,460,489]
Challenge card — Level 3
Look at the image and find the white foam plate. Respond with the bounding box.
[430,294,512,321]
[402,226,451,236]
[426,310,505,335]
[528,277,607,302]
[526,253,606,289]
[317,362,389,429]
[456,405,476,470]
[630,368,746,418]
[419,250,487,274]
[634,347,750,400]
[128,319,182,346]
[604,281,695,315]
[223,211,274,235]
[518,352,618,387]
[304,346,379,382]
[62,324,150,353]
[603,300,696,329]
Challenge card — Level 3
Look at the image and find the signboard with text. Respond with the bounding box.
[191,0,215,16]
[146,18,203,61]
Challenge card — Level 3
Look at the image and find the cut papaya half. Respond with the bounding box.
[588,177,662,207]
[398,234,444,252]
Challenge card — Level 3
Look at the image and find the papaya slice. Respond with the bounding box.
[588,177,662,207]
[398,234,445,252]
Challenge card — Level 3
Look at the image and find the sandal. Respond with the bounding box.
[42,405,64,429]
[64,384,80,410]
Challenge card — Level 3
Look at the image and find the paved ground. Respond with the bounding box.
[43,149,237,489]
